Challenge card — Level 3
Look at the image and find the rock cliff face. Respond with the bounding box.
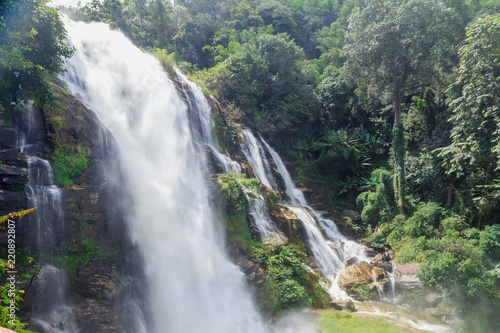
[0,86,146,332]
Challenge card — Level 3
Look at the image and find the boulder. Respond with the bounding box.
[393,262,421,291]
[371,253,384,262]
[269,206,306,240]
[338,262,385,288]
[330,299,356,311]
[367,278,389,291]
[344,257,358,268]
[373,261,393,271]
[239,259,266,286]
[341,210,359,219]
[424,293,445,307]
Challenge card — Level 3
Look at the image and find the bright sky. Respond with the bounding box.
[49,0,92,7]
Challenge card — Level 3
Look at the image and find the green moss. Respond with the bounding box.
[219,172,259,212]
[345,283,372,301]
[51,143,90,187]
[46,116,63,129]
[306,272,331,308]
[50,238,111,280]
[314,311,413,333]
[223,209,261,251]
[265,191,280,210]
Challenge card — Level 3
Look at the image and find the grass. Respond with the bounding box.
[314,311,413,333]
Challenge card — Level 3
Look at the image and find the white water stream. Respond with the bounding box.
[60,18,266,333]
[175,69,241,173]
[241,129,277,191]
[14,107,78,332]
[259,135,366,299]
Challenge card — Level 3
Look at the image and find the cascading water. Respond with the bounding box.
[60,18,266,333]
[30,265,78,332]
[240,129,286,244]
[241,129,277,191]
[175,69,240,173]
[175,72,283,244]
[248,196,286,245]
[260,137,306,206]
[16,110,78,332]
[285,205,349,298]
[259,135,366,299]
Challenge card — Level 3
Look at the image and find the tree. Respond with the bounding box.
[438,15,500,224]
[209,31,318,143]
[440,15,500,177]
[0,0,74,121]
[343,0,462,211]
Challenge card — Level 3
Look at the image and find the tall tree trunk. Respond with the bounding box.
[447,182,454,207]
[394,89,402,124]
[393,89,405,214]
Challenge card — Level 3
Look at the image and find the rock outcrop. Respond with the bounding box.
[330,299,356,311]
[269,206,304,239]
[393,262,421,292]
[338,262,385,288]
[0,148,29,218]
[0,86,147,332]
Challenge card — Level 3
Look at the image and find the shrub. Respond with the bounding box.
[218,172,259,212]
[52,144,90,187]
[356,168,395,224]
[404,202,444,238]
[251,245,312,312]
[480,224,500,263]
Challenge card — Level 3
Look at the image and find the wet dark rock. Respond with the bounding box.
[238,259,266,286]
[269,205,306,240]
[330,299,356,311]
[344,257,359,268]
[0,148,29,215]
[0,88,143,332]
[373,261,393,271]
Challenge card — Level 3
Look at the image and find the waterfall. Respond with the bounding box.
[241,129,277,191]
[239,129,286,243]
[60,18,266,332]
[260,137,306,206]
[175,72,283,244]
[15,110,78,332]
[248,195,286,245]
[259,135,367,299]
[175,69,240,173]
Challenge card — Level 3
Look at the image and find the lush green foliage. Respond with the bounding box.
[438,15,500,226]
[251,245,316,311]
[16,0,500,328]
[0,213,38,332]
[345,283,372,301]
[0,0,73,120]
[356,168,395,224]
[51,144,90,187]
[218,172,259,212]
[343,0,462,121]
